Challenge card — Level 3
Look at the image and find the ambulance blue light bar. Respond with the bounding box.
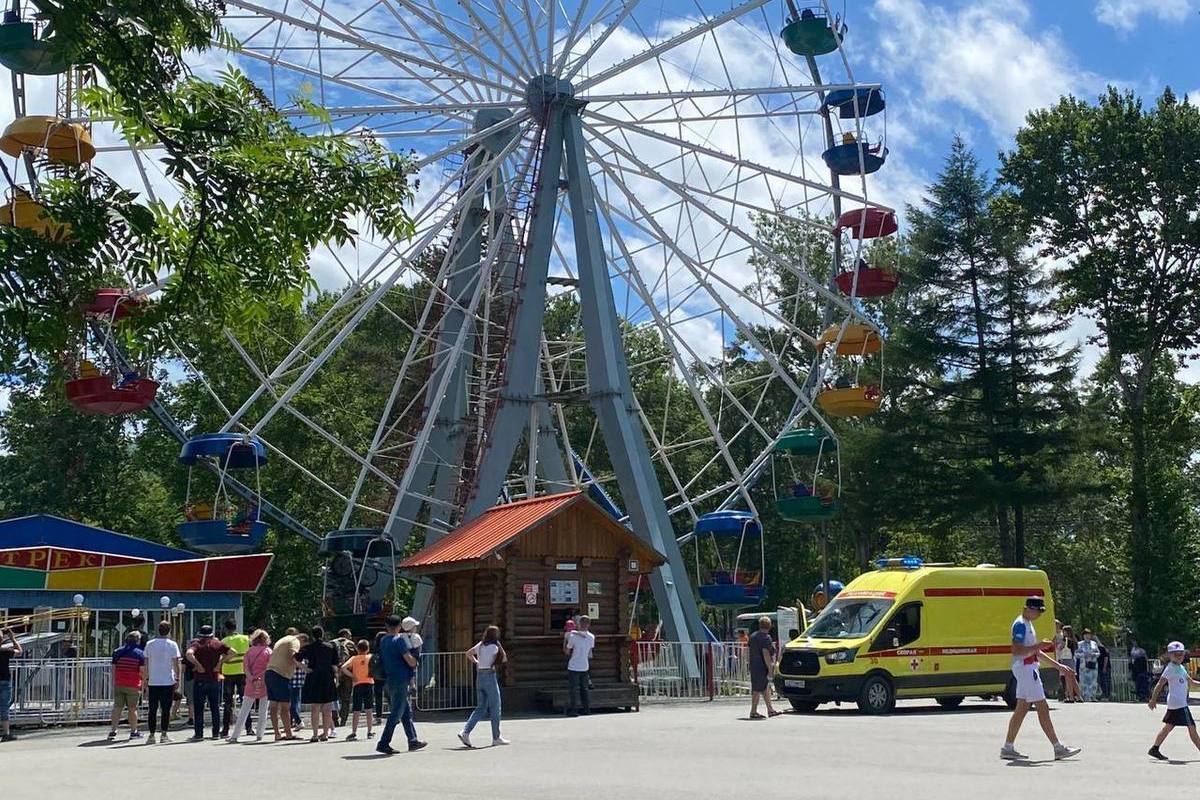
[875,555,924,570]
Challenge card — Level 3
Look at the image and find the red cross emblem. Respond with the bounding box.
[909,657,921,671]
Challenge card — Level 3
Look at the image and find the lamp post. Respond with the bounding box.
[160,595,171,624]
[173,602,187,646]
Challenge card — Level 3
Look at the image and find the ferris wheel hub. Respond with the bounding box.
[524,73,575,114]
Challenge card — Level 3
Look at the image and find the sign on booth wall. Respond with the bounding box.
[549,579,579,605]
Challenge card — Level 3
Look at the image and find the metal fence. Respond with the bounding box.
[10,658,116,725]
[633,641,752,701]
[412,651,476,712]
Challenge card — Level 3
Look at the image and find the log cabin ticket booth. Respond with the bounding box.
[398,490,664,712]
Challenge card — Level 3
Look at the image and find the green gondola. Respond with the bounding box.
[777,495,840,522]
[780,8,843,58]
[0,20,69,75]
[775,428,838,456]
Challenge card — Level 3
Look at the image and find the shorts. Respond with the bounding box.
[0,680,11,721]
[265,670,291,702]
[352,683,374,712]
[750,672,770,693]
[1164,707,1195,727]
[114,685,141,713]
[1012,663,1045,703]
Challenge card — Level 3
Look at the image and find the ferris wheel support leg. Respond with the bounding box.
[382,152,491,552]
[561,106,706,658]
[461,107,568,523]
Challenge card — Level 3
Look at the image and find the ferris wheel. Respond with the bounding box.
[0,0,898,643]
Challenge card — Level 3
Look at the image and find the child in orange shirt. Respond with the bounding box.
[340,639,374,740]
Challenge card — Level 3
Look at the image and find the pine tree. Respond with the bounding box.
[903,137,1080,565]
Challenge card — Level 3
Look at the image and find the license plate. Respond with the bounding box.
[785,679,806,689]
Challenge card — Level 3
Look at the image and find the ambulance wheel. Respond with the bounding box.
[789,700,819,713]
[857,674,895,715]
[936,696,964,709]
[1002,678,1017,709]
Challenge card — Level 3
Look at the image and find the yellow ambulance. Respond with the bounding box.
[774,558,1058,714]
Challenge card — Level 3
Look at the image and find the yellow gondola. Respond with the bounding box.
[817,385,882,417]
[1,187,71,238]
[0,115,95,163]
[816,323,883,356]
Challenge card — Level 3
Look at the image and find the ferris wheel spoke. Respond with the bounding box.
[584,121,865,329]
[222,331,404,490]
[218,146,488,433]
[457,0,541,85]
[227,0,520,97]
[593,194,772,516]
[585,110,872,207]
[379,0,528,90]
[241,142,524,438]
[592,181,818,348]
[560,0,638,83]
[573,0,769,93]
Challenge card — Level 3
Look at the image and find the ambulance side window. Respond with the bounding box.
[870,603,921,651]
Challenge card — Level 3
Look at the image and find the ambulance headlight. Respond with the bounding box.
[825,648,857,665]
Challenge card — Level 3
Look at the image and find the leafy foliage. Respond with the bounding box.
[0,1,417,373]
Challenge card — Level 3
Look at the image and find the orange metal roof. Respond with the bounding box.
[400,491,583,570]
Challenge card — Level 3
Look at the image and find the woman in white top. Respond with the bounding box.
[457,625,508,748]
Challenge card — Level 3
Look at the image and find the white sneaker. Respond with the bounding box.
[160,734,170,743]
[1054,744,1081,760]
[999,744,1027,760]
[492,737,510,746]
[457,731,472,749]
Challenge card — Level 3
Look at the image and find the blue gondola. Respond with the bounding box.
[178,433,268,554]
[821,88,885,119]
[319,528,388,557]
[693,511,766,609]
[822,141,888,175]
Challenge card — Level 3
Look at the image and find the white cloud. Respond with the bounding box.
[1094,0,1196,32]
[872,0,1104,141]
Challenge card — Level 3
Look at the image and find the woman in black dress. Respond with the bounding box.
[296,625,338,741]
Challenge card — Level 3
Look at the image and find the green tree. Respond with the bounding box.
[1001,88,1200,641]
[904,137,1080,565]
[0,1,416,371]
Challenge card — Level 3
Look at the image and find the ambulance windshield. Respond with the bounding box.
[802,598,893,639]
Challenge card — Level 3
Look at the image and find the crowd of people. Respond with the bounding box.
[81,610,599,753]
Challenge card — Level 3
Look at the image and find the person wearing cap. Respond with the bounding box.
[376,614,425,755]
[1076,628,1100,702]
[401,616,423,657]
[185,624,232,740]
[1000,596,1081,761]
[1147,641,1200,760]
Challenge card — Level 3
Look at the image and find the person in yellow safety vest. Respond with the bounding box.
[220,618,251,738]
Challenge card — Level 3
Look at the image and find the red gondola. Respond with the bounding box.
[835,207,897,239]
[65,374,159,415]
[834,262,900,298]
[83,288,143,321]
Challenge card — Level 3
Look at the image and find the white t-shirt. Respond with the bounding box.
[1010,614,1038,669]
[470,641,501,669]
[143,637,182,686]
[566,630,595,672]
[1163,662,1191,709]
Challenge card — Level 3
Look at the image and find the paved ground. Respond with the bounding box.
[3,699,1193,798]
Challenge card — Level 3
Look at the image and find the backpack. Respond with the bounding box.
[336,637,355,665]
[369,652,386,681]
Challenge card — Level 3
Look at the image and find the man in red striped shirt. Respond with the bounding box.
[108,632,146,741]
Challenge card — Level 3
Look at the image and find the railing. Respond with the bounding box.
[412,651,476,712]
[633,641,753,702]
[10,658,116,725]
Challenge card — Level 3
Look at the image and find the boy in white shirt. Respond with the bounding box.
[563,615,596,716]
[1148,641,1200,760]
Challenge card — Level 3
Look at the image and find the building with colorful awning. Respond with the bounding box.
[0,514,273,655]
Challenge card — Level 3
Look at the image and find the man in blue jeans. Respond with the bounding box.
[376,615,426,755]
[0,627,22,742]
